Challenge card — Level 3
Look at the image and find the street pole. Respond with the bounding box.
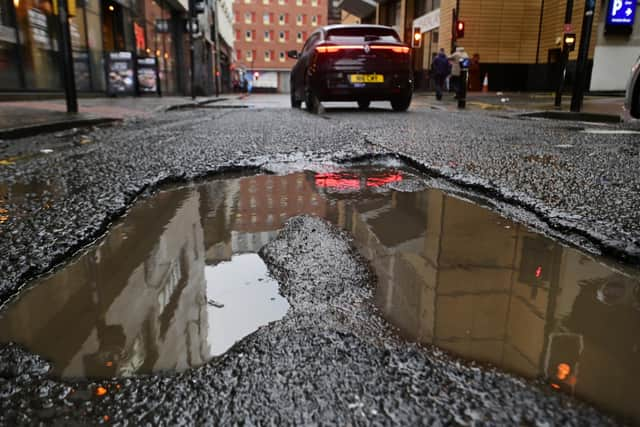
[58,0,78,113]
[189,0,196,100]
[213,0,222,97]
[554,0,573,108]
[570,0,596,112]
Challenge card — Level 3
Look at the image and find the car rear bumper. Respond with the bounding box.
[310,71,413,101]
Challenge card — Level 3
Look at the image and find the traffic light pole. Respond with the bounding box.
[58,0,78,113]
[189,0,196,100]
[570,0,596,112]
[554,0,573,108]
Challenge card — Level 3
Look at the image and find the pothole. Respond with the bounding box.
[0,161,639,423]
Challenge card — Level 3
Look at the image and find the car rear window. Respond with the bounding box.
[326,28,400,43]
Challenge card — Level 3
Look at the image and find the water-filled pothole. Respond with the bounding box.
[1,163,638,422]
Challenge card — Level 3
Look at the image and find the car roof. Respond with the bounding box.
[321,24,397,32]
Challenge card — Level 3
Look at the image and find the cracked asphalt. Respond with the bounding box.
[1,96,639,424]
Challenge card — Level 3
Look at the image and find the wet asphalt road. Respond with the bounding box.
[0,96,639,424]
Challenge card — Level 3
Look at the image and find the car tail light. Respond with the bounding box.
[315,45,410,54]
[315,45,361,53]
[370,45,410,54]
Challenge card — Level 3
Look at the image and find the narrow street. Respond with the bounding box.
[1,94,639,425]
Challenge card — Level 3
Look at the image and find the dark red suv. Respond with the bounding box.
[288,25,413,112]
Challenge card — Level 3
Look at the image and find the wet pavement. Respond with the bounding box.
[1,96,640,424]
[1,165,638,424]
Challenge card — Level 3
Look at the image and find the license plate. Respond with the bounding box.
[349,74,384,84]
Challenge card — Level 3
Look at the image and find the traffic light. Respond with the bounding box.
[455,20,465,39]
[563,33,576,52]
[412,27,422,48]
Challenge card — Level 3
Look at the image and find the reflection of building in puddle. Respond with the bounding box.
[198,173,329,260]
[0,188,209,378]
[336,189,640,423]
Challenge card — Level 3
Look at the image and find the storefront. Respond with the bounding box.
[0,0,187,95]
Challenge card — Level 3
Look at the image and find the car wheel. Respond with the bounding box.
[390,92,412,112]
[291,84,302,109]
[305,88,320,114]
[357,100,370,110]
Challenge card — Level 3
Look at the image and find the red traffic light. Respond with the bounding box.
[455,20,465,39]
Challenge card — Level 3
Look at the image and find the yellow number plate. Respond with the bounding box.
[349,74,384,83]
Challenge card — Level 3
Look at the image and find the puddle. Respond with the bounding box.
[0,164,639,423]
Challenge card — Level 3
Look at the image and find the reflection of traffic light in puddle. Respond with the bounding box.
[546,333,583,392]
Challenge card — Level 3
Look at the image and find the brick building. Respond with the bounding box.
[232,0,328,92]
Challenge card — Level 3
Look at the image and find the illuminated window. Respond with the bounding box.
[279,31,285,42]
[263,12,270,24]
[244,12,251,23]
[245,30,252,41]
[296,32,303,43]
[279,13,285,25]
[296,14,302,25]
[265,50,271,61]
[279,51,286,61]
[311,15,317,26]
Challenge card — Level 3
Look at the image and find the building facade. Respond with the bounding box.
[232,0,326,92]
[0,0,234,96]
[342,0,634,92]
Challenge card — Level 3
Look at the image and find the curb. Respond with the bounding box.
[0,117,121,140]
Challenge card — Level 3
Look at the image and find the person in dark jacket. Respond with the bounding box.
[431,48,450,100]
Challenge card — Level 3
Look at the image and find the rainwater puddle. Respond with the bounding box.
[0,163,639,423]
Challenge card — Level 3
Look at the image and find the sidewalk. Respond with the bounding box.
[0,96,228,139]
[413,91,626,120]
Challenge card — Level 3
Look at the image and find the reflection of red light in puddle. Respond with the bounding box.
[556,363,571,380]
[95,386,107,396]
[551,383,560,390]
[315,173,360,190]
[366,173,403,187]
[535,266,543,279]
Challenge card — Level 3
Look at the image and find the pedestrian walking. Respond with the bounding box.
[449,47,469,97]
[431,48,450,101]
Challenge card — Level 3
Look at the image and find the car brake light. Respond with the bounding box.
[315,45,410,54]
[370,45,410,54]
[316,45,361,53]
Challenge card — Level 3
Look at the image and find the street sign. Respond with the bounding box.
[606,0,636,34]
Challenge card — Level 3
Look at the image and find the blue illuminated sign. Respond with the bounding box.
[607,0,636,26]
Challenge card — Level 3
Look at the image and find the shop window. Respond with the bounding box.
[0,0,21,88]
